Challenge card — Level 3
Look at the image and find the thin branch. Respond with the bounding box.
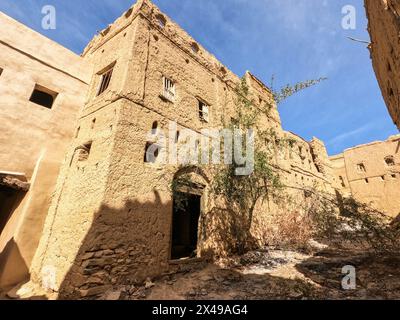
[347,37,370,45]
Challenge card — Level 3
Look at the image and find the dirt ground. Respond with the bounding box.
[2,244,400,300]
[124,247,400,300]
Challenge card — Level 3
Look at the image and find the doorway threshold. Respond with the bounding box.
[169,257,203,265]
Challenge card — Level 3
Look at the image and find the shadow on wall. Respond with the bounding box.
[0,186,25,234]
[202,203,256,258]
[55,173,251,298]
[56,190,173,299]
[0,187,28,290]
[391,213,400,228]
[172,166,256,259]
[0,238,29,290]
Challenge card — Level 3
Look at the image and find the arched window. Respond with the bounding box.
[124,8,133,18]
[191,42,200,54]
[357,163,366,172]
[156,14,166,28]
[385,156,395,166]
[144,142,160,163]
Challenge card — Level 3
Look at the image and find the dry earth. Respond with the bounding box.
[134,248,400,300]
[2,244,400,300]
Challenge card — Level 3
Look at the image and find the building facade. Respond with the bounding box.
[0,0,398,298]
[0,12,90,289]
[28,0,334,298]
[331,134,400,217]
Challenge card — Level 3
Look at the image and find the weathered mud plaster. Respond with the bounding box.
[365,0,400,129]
[0,0,399,297]
[331,134,400,217]
[0,12,91,289]
[27,0,336,298]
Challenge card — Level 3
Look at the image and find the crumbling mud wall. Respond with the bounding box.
[330,154,351,196]
[331,135,400,217]
[0,0,397,299]
[365,0,400,129]
[28,0,335,298]
[0,13,90,289]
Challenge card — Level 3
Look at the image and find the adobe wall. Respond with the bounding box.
[365,0,400,129]
[29,8,141,296]
[28,0,335,298]
[331,135,400,217]
[0,0,396,299]
[330,154,351,195]
[0,13,91,289]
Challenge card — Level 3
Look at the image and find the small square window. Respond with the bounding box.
[161,76,175,102]
[29,84,58,109]
[198,100,209,123]
[78,141,92,162]
[97,65,114,96]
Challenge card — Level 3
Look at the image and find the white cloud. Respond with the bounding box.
[327,122,375,146]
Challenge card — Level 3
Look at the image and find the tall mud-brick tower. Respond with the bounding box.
[30,0,246,298]
[29,0,334,298]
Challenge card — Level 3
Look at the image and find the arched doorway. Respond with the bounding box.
[171,191,202,260]
[170,166,209,260]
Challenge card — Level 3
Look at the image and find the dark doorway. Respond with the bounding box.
[0,186,23,235]
[171,192,201,260]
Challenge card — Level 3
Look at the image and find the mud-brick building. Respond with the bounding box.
[365,0,400,129]
[0,0,333,296]
[331,134,400,217]
[0,0,399,298]
[0,13,90,289]
[28,0,334,298]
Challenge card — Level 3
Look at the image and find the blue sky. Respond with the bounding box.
[1,0,398,155]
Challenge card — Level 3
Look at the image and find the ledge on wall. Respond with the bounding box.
[0,171,30,192]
